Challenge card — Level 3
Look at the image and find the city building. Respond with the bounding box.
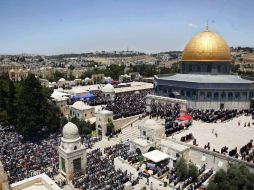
[9,69,29,81]
[58,122,87,180]
[69,101,95,120]
[154,26,254,110]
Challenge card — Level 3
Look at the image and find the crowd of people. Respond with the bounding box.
[72,146,138,190]
[83,136,102,149]
[0,125,60,184]
[188,108,254,123]
[104,143,130,159]
[105,89,152,119]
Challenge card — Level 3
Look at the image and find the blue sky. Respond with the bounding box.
[0,0,253,55]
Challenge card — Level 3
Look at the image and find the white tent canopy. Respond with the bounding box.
[143,150,171,163]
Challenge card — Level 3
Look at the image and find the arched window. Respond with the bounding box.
[221,92,226,100]
[207,92,212,99]
[200,92,205,100]
[235,92,240,100]
[228,92,233,100]
[214,92,219,100]
[74,146,77,150]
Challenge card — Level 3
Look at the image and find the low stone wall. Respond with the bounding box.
[167,139,254,172]
[113,115,140,130]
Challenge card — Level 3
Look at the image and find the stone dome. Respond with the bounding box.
[102,83,115,93]
[62,122,79,140]
[58,78,66,82]
[84,77,90,81]
[182,28,231,62]
[71,101,91,110]
[143,119,157,129]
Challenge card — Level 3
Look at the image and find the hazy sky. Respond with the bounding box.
[0,0,253,55]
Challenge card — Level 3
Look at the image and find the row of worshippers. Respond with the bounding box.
[0,125,60,184]
[205,139,254,163]
[83,136,102,149]
[72,147,139,190]
[225,140,254,163]
[187,108,254,123]
[149,100,181,120]
[104,143,130,159]
[105,89,152,119]
[87,91,109,106]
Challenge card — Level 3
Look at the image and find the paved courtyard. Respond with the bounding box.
[173,115,254,151]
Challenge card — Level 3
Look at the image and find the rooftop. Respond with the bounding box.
[10,173,61,190]
[157,74,253,84]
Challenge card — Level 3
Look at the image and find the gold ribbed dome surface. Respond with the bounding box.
[182,29,231,62]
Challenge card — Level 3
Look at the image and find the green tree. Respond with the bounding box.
[188,162,199,179]
[7,80,16,123]
[70,117,92,136]
[208,164,254,190]
[106,118,114,133]
[175,157,188,180]
[16,74,61,140]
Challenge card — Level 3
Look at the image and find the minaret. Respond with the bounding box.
[58,122,87,181]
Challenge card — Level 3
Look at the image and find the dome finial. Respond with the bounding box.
[205,21,209,31]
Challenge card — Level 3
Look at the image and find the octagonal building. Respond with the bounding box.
[154,26,254,110]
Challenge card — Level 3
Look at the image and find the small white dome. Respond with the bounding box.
[84,77,90,81]
[134,91,140,95]
[62,122,79,140]
[52,82,57,85]
[58,78,66,82]
[143,119,157,129]
[102,83,114,93]
[71,101,91,110]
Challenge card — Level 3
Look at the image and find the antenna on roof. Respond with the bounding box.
[205,20,209,31]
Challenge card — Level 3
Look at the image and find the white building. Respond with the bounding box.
[101,84,115,101]
[53,96,69,116]
[96,110,113,137]
[58,122,87,180]
[141,119,165,143]
[57,78,66,88]
[10,173,61,190]
[70,101,95,120]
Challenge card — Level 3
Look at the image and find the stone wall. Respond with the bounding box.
[167,139,254,172]
[113,115,140,130]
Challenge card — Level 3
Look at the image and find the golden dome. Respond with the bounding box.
[182,28,231,62]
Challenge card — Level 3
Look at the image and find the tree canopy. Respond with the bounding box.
[175,157,199,180]
[207,164,254,190]
[0,74,63,141]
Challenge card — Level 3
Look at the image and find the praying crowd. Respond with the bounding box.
[105,89,152,119]
[72,144,139,190]
[0,125,60,184]
[188,108,254,123]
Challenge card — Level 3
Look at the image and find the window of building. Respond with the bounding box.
[221,92,226,100]
[228,92,233,100]
[61,157,66,172]
[241,92,247,100]
[186,91,191,97]
[207,92,212,99]
[235,92,240,99]
[200,92,205,100]
[181,90,185,96]
[214,92,219,100]
[143,131,146,136]
[73,158,82,173]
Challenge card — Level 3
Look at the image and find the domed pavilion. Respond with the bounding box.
[154,26,254,110]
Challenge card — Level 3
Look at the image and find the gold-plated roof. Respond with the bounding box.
[182,29,231,62]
